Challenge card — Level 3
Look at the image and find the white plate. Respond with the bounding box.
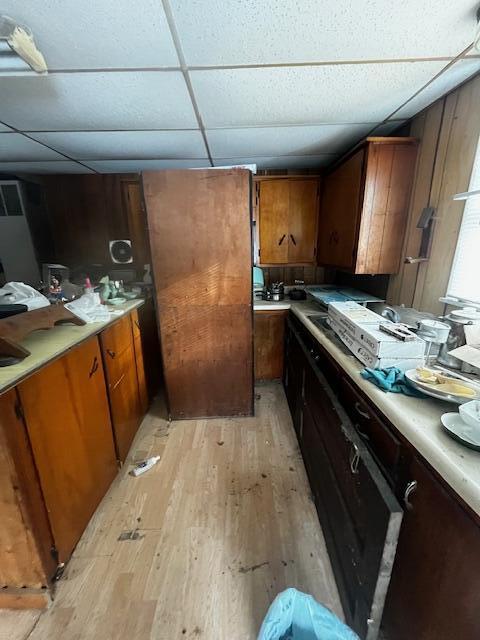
[405,369,480,404]
[441,413,480,451]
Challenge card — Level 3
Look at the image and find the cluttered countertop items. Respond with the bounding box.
[0,266,149,392]
[288,300,480,516]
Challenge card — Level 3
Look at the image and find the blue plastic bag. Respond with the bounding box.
[258,588,359,640]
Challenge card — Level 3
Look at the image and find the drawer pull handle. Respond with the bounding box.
[107,349,116,359]
[354,401,370,420]
[404,480,417,510]
[354,423,369,440]
[349,444,360,475]
[89,356,99,378]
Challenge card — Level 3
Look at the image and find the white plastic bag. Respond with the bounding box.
[0,282,49,310]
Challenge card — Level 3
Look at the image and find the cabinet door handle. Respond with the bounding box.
[278,234,286,245]
[89,356,99,378]
[290,234,297,246]
[106,349,116,359]
[349,443,360,474]
[134,320,140,330]
[354,423,370,440]
[354,401,370,420]
[404,480,417,510]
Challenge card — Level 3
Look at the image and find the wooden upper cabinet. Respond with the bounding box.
[17,336,118,563]
[258,177,320,265]
[318,138,418,274]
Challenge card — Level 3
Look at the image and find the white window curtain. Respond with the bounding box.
[446,134,480,306]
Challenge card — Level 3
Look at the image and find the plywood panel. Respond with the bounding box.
[143,169,253,418]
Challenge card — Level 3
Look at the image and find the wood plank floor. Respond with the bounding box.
[0,382,341,640]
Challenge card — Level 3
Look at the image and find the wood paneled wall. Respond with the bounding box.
[388,73,480,314]
[262,265,326,286]
[40,174,149,270]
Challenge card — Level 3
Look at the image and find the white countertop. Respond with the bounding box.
[290,301,480,517]
[254,299,292,311]
[0,299,144,395]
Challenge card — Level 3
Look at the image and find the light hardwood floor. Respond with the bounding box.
[0,382,341,640]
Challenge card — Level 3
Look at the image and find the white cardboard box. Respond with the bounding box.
[328,301,425,359]
[329,318,424,370]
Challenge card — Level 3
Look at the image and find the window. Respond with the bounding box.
[446,134,480,306]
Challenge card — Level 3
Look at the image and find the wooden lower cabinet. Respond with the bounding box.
[18,336,118,563]
[286,318,402,639]
[0,389,56,600]
[131,309,149,415]
[381,455,480,640]
[101,317,142,462]
[285,313,480,640]
[254,310,287,380]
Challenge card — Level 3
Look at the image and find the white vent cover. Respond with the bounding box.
[109,239,133,264]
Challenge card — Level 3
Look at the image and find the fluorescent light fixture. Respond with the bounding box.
[0,15,47,74]
[453,189,480,201]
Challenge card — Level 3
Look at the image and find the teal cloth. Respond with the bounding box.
[258,588,359,640]
[361,367,425,397]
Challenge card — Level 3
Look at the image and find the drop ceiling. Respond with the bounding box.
[0,0,479,175]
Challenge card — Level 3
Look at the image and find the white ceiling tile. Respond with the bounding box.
[29,130,207,160]
[212,156,336,170]
[0,133,65,161]
[0,72,197,131]
[191,62,446,127]
[84,159,211,173]
[0,1,179,69]
[0,161,94,174]
[206,124,374,158]
[393,58,480,119]
[171,0,477,65]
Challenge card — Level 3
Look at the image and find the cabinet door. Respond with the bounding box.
[105,345,141,463]
[287,180,318,263]
[288,324,402,640]
[18,337,118,562]
[254,310,286,380]
[132,311,149,416]
[0,389,56,588]
[382,456,480,640]
[318,148,365,269]
[283,321,306,437]
[258,180,289,264]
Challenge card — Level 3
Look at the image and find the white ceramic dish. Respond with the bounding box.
[459,400,480,430]
[441,413,480,451]
[405,369,480,404]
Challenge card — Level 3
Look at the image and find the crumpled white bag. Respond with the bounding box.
[65,293,110,324]
[0,282,50,311]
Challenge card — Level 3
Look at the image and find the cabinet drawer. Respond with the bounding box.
[100,315,133,360]
[340,377,402,482]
